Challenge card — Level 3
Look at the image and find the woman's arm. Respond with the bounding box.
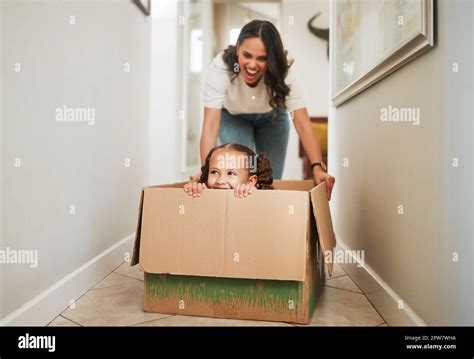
[186,107,222,195]
[292,107,335,200]
[200,107,222,165]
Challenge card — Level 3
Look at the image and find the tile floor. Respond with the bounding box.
[47,262,388,327]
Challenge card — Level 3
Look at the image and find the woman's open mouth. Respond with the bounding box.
[244,67,259,80]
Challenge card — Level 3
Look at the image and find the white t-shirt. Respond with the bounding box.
[204,52,306,115]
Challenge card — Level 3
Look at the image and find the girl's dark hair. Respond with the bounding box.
[222,20,293,112]
[200,143,273,190]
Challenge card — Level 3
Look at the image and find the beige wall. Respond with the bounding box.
[329,0,473,325]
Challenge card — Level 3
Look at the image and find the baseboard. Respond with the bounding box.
[335,238,427,326]
[0,234,135,326]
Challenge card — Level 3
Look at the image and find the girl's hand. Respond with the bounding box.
[189,171,202,182]
[232,183,256,198]
[183,181,207,197]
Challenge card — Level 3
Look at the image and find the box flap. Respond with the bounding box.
[139,188,226,276]
[309,182,336,276]
[140,188,181,273]
[131,189,145,266]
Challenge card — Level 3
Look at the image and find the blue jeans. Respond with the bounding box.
[218,107,290,179]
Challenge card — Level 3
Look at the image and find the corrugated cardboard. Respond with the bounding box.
[131,180,336,324]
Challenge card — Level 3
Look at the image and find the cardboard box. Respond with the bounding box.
[131,180,336,324]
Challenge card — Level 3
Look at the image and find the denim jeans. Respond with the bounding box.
[218,107,290,180]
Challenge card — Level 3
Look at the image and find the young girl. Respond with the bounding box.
[183,143,273,198]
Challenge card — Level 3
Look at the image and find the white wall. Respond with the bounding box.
[149,0,214,184]
[330,0,473,325]
[281,0,329,180]
[149,0,181,185]
[0,0,4,317]
[1,0,150,319]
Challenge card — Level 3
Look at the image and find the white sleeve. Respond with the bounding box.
[203,54,230,109]
[285,65,306,112]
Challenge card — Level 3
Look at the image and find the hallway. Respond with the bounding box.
[0,0,473,330]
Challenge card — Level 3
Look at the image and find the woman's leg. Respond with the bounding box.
[218,108,255,150]
[253,109,290,180]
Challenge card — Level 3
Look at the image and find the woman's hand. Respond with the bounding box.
[183,181,207,197]
[313,167,335,201]
[291,108,335,200]
[232,183,256,198]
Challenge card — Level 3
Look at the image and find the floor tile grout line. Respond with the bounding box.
[90,261,132,289]
[112,261,129,273]
[131,315,295,327]
[86,281,143,292]
[341,274,365,294]
[324,284,363,294]
[113,270,144,282]
[329,268,383,316]
[327,272,380,304]
[113,271,144,281]
[58,315,84,327]
[324,284,366,295]
[90,280,142,291]
[60,280,142,316]
[60,286,97,316]
[63,262,132,308]
[58,264,139,317]
[356,291,389,325]
[128,315,176,326]
[326,273,347,280]
[322,285,388,323]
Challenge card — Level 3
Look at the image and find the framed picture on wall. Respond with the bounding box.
[331,0,434,106]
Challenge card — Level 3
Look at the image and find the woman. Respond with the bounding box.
[189,19,335,199]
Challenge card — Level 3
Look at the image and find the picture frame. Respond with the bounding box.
[133,0,151,16]
[331,0,434,107]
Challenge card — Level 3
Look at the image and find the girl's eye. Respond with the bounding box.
[258,58,267,62]
[210,170,218,175]
[228,172,236,176]
[243,53,251,59]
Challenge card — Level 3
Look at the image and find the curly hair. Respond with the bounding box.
[222,20,293,113]
[200,143,273,190]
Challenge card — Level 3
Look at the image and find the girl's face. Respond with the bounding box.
[236,37,268,86]
[207,149,257,189]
